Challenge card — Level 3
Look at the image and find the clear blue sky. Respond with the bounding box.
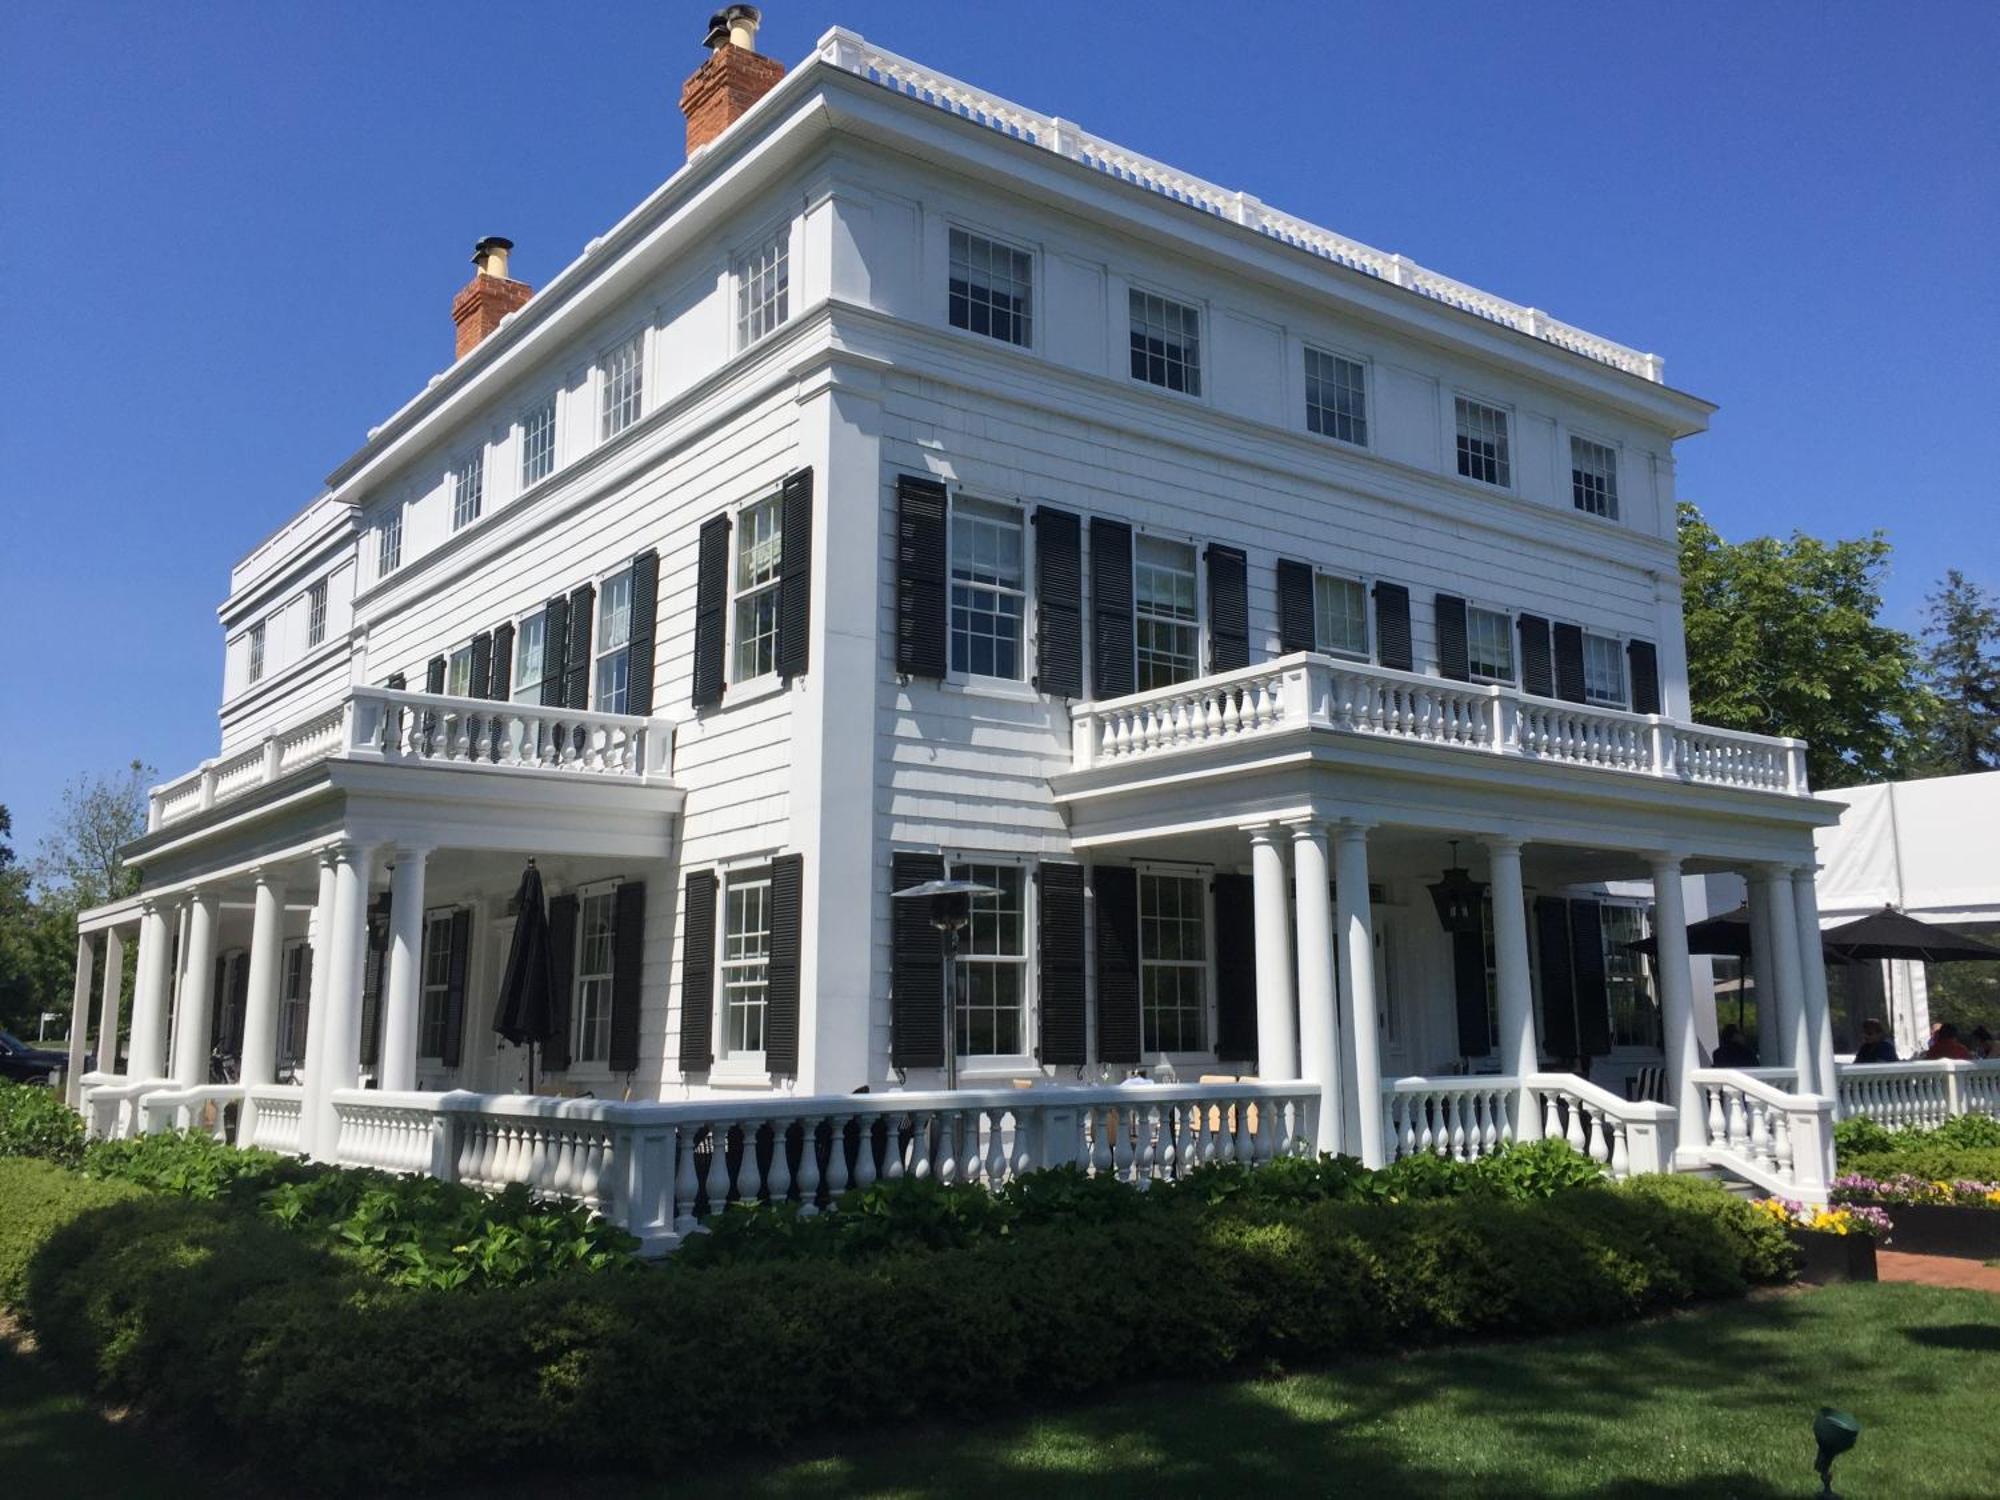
[3,1,1995,860]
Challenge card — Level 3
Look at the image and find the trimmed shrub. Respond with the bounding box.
[1835,1112,2000,1187]
[0,1078,85,1166]
[84,1128,309,1201]
[0,1158,145,1305]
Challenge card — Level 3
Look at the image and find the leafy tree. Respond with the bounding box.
[1678,503,1932,789]
[0,807,72,1036]
[1915,569,2000,776]
[34,759,153,910]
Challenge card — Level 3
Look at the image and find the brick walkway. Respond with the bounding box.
[1876,1249,2000,1292]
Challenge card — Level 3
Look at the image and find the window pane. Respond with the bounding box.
[1128,289,1202,396]
[1313,573,1369,656]
[1583,632,1626,707]
[948,500,1026,679]
[1139,872,1206,1053]
[948,228,1033,347]
[1454,398,1511,487]
[418,914,453,1059]
[307,580,327,648]
[514,612,546,702]
[736,229,791,347]
[952,862,1026,1057]
[522,395,557,487]
[451,449,484,531]
[723,874,772,1054]
[601,334,644,440]
[378,511,402,575]
[447,646,475,697]
[1304,348,1368,446]
[1570,437,1619,518]
[733,496,783,680]
[1468,606,1513,682]
[1134,536,1199,689]
[572,891,616,1064]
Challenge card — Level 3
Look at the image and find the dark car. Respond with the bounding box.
[0,1029,65,1085]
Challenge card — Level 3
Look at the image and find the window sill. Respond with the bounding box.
[939,676,1042,705]
[955,1057,1042,1084]
[705,1060,775,1090]
[707,675,790,715]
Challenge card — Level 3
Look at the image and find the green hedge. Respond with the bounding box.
[0,1153,1792,1492]
[0,1079,85,1167]
[1835,1112,2000,1184]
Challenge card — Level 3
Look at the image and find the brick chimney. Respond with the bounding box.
[451,237,534,360]
[680,5,784,157]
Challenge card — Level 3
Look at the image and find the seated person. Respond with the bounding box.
[1853,1017,1898,1063]
[1972,1026,1997,1059]
[1712,1023,1759,1067]
[1922,1021,1973,1061]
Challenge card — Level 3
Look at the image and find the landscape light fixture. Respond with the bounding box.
[1812,1406,1859,1496]
[891,877,1001,1091]
[1426,841,1486,936]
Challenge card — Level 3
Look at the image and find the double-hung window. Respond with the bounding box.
[722,870,772,1056]
[418,912,453,1060]
[1139,871,1207,1053]
[247,622,266,685]
[951,861,1027,1057]
[1467,605,1514,684]
[1583,631,1626,708]
[378,508,403,576]
[1601,904,1660,1049]
[512,611,548,702]
[1455,397,1511,487]
[521,395,556,488]
[736,228,790,348]
[948,228,1032,347]
[1304,347,1368,446]
[1129,289,1202,395]
[278,941,311,1068]
[1134,535,1199,690]
[307,580,328,648]
[1570,437,1619,518]
[949,499,1025,679]
[601,333,644,440]
[733,495,782,681]
[451,449,484,531]
[446,645,476,698]
[594,567,634,712]
[572,889,615,1065]
[1314,573,1370,658]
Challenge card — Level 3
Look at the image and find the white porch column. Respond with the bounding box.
[65,934,95,1105]
[1248,826,1298,1081]
[1762,863,1810,1079]
[1333,822,1385,1168]
[1746,872,1780,1064]
[1791,865,1838,1102]
[298,849,341,1156]
[171,888,221,1087]
[96,926,126,1078]
[1486,837,1539,1135]
[238,869,288,1090]
[311,842,376,1156]
[378,846,431,1093]
[1289,821,1341,1154]
[1651,853,1704,1166]
[128,901,173,1080]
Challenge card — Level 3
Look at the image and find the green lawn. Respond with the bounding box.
[4,1285,1995,1498]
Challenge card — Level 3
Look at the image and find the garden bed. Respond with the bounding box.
[1788,1227,1877,1283]
[1846,1201,2000,1260]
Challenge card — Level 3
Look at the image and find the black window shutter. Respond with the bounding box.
[1434,594,1470,682]
[776,468,813,681]
[385,672,407,691]
[1374,582,1413,671]
[544,893,578,1073]
[678,872,717,1072]
[1569,900,1612,1058]
[1551,623,1587,704]
[425,655,446,693]
[1093,865,1141,1065]
[440,908,472,1068]
[490,622,515,702]
[890,851,946,1070]
[1518,615,1554,698]
[225,951,250,1055]
[1037,861,1087,1066]
[1089,518,1134,698]
[896,475,949,678]
[765,854,804,1075]
[608,880,646,1074]
[564,583,595,709]
[1033,506,1083,698]
[1276,559,1316,654]
[468,632,494,699]
[1452,927,1493,1059]
[1628,640,1661,715]
[1211,872,1257,1063]
[1205,545,1249,672]
[1535,896,1578,1059]
[359,897,390,1068]
[211,955,229,1050]
[692,514,731,709]
[539,593,570,708]
[625,549,660,716]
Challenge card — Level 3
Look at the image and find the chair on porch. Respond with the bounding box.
[1626,1064,1666,1103]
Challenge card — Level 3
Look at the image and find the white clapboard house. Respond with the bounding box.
[68,12,1886,1245]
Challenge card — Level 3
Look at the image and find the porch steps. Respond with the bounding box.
[1681,1166,1762,1201]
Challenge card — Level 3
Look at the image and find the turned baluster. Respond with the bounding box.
[881,1114,906,1180]
[1747,1100,1772,1169]
[702,1122,731,1214]
[823,1115,853,1204]
[738,1122,766,1203]
[672,1126,700,1234]
[796,1119,824,1215]
[1088,1105,1114,1177]
[959,1110,983,1186]
[1705,1085,1726,1148]
[1771,1110,1794,1182]
[765,1118,794,1205]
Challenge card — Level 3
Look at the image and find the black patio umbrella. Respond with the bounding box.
[1623,904,1755,959]
[1820,905,2000,964]
[494,861,560,1092]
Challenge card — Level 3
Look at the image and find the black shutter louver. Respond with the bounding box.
[1374,582,1413,671]
[1551,623,1587,704]
[692,513,731,709]
[1518,615,1554,698]
[564,583,595,710]
[385,672,407,691]
[1089,518,1134,698]
[489,622,515,702]
[440,908,471,1069]
[1093,865,1141,1065]
[776,468,813,681]
[469,632,494,699]
[1569,900,1612,1058]
[1628,640,1661,715]
[1037,861,1087,1066]
[1452,927,1493,1059]
[625,550,660,716]
[425,656,447,694]
[1206,545,1249,672]
[1434,594,1470,682]
[765,854,803,1075]
[679,871,717,1072]
[539,594,570,708]
[544,893,578,1073]
[1211,873,1258,1063]
[1034,506,1084,698]
[609,880,646,1074]
[1535,896,1579,1059]
[1276,558,1316,655]
[890,851,946,1070]
[896,474,949,678]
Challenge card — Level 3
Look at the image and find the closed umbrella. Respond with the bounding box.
[495,861,560,1092]
[1820,906,2000,964]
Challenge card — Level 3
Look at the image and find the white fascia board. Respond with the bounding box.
[220,493,358,623]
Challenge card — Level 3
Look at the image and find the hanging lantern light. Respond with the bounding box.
[1427,841,1486,935]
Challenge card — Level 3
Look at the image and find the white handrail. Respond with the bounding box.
[1837,1059,2000,1128]
[1379,1072,1673,1181]
[1690,1067,1834,1202]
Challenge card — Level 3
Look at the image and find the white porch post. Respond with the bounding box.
[1791,864,1838,1102]
[171,888,220,1087]
[1486,836,1539,1138]
[238,869,288,1091]
[1746,871,1780,1064]
[128,901,173,1080]
[1762,863,1810,1079]
[298,849,340,1156]
[1333,822,1385,1167]
[1289,821,1341,1154]
[1651,853,1704,1166]
[379,846,430,1093]
[312,843,376,1156]
[65,934,95,1105]
[1248,826,1298,1081]
[96,926,126,1077]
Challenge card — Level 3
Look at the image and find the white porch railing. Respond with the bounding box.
[1837,1059,2000,1130]
[328,1082,1319,1253]
[1069,654,1809,795]
[79,1077,172,1141]
[138,1083,245,1141]
[1380,1074,1673,1181]
[1691,1068,1835,1203]
[147,686,676,830]
[243,1085,308,1156]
